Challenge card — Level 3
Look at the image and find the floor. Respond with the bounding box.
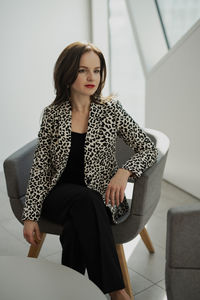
[0,171,199,299]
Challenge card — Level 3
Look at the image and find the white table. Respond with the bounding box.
[0,256,107,300]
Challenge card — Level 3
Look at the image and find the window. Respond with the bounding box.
[156,0,200,47]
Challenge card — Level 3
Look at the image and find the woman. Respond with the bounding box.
[22,41,158,299]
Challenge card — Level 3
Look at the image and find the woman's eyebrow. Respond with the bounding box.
[79,65,101,69]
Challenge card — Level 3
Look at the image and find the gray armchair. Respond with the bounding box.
[166,204,200,300]
[3,128,169,299]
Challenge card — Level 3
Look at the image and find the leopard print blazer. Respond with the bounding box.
[21,97,158,224]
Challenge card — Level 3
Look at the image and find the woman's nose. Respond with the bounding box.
[87,71,94,81]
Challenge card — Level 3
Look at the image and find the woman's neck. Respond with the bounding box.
[70,98,91,113]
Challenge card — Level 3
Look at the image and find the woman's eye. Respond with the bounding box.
[78,69,100,74]
[78,69,85,73]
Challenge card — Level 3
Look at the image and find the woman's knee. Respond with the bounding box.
[73,189,110,223]
[69,188,102,215]
[78,188,104,208]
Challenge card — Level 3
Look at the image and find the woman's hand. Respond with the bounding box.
[105,168,132,207]
[23,220,41,246]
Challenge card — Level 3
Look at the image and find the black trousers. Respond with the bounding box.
[41,182,125,294]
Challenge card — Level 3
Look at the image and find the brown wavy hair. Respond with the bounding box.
[51,41,113,106]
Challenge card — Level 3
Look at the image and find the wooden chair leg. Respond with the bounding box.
[27,233,46,258]
[116,244,134,300]
[140,227,155,253]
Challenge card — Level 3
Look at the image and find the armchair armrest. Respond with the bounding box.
[129,128,170,216]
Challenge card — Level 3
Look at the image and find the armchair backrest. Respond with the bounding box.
[4,139,38,200]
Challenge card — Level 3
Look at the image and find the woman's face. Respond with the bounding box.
[70,51,101,99]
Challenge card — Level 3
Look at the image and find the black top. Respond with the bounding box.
[57,131,87,186]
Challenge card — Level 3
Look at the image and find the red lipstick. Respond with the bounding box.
[85,85,95,88]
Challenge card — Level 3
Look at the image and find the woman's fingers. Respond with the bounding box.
[120,187,125,203]
[110,188,115,207]
[105,170,129,207]
[105,185,111,205]
[23,221,41,246]
[35,224,41,241]
[113,188,124,207]
[105,185,125,207]
[30,234,37,246]
[24,231,37,246]
[115,188,120,207]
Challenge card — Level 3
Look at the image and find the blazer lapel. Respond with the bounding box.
[54,101,72,170]
[84,101,103,168]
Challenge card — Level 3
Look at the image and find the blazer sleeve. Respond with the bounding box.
[114,99,158,179]
[21,106,53,222]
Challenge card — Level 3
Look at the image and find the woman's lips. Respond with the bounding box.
[85,85,95,88]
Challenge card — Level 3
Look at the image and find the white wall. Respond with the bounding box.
[146,20,200,199]
[91,0,110,96]
[0,0,91,170]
